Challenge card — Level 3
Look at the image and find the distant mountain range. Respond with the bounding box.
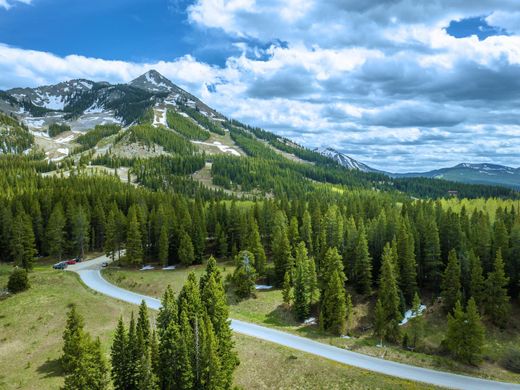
[393,163,520,190]
[0,70,518,191]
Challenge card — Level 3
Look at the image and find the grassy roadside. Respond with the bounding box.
[0,263,434,389]
[102,264,520,384]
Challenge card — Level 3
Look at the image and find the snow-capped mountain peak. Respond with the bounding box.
[314,147,378,172]
[129,70,174,93]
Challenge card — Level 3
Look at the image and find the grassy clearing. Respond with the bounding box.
[0,263,433,389]
[103,265,520,384]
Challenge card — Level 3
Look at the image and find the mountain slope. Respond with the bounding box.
[314,147,380,173]
[395,163,520,190]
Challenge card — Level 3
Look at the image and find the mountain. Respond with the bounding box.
[0,70,221,129]
[314,147,379,173]
[395,163,520,189]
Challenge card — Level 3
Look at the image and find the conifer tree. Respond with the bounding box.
[441,249,462,313]
[468,250,484,308]
[158,223,169,266]
[200,265,238,389]
[10,210,36,270]
[282,270,292,305]
[111,317,129,390]
[246,218,266,275]
[345,293,354,336]
[308,256,319,305]
[126,206,143,266]
[483,249,511,327]
[397,220,417,304]
[320,270,347,335]
[231,250,256,299]
[373,299,386,346]
[137,300,151,345]
[421,216,442,289]
[215,222,228,259]
[72,206,89,260]
[300,209,313,254]
[293,242,311,320]
[377,243,402,342]
[272,211,293,285]
[353,222,372,295]
[444,298,484,365]
[46,203,66,260]
[178,229,195,266]
[407,292,424,349]
[157,285,178,334]
[104,208,117,261]
[62,305,85,373]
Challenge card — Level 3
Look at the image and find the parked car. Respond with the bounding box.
[66,259,77,265]
[101,262,108,267]
[74,256,82,262]
[53,261,68,270]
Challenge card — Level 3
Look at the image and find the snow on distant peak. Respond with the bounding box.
[314,147,377,172]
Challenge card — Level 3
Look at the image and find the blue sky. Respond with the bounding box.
[1,0,520,171]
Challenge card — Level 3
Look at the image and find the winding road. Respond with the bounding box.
[69,256,520,390]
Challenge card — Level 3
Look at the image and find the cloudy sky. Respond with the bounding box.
[1,0,520,172]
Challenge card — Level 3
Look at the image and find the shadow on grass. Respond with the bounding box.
[37,358,63,378]
[265,304,299,327]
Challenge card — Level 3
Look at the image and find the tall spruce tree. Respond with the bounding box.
[320,269,347,335]
[126,206,143,266]
[377,242,402,342]
[353,222,372,295]
[441,249,462,313]
[444,298,484,365]
[483,249,511,327]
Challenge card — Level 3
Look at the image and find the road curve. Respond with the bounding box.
[69,256,520,390]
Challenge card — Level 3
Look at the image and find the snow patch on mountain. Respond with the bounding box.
[314,147,377,172]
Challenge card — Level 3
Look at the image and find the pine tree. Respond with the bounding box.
[104,208,117,261]
[308,256,319,305]
[353,222,372,295]
[421,216,442,289]
[200,313,222,390]
[397,220,417,304]
[62,305,85,373]
[320,270,347,335]
[282,270,292,305]
[178,229,195,266]
[215,222,228,259]
[64,337,109,390]
[46,203,66,260]
[200,264,238,389]
[246,218,266,276]
[137,300,151,345]
[300,209,313,254]
[468,250,484,308]
[444,299,485,365]
[441,249,462,313]
[407,292,424,349]
[483,249,511,327]
[158,223,169,266]
[231,250,256,299]
[272,211,293,285]
[377,243,402,342]
[157,285,178,334]
[126,206,143,266]
[345,293,354,336]
[10,210,36,270]
[293,242,311,320]
[72,206,89,260]
[373,299,386,346]
[111,317,129,390]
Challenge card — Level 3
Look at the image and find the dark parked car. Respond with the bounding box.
[53,262,68,270]
[101,262,108,267]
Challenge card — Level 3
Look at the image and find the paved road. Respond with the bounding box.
[69,256,520,390]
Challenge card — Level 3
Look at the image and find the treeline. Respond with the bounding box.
[48,123,71,138]
[166,110,210,141]
[61,258,238,389]
[181,105,226,135]
[0,112,34,154]
[74,124,121,153]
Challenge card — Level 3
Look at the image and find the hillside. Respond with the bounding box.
[0,70,518,199]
